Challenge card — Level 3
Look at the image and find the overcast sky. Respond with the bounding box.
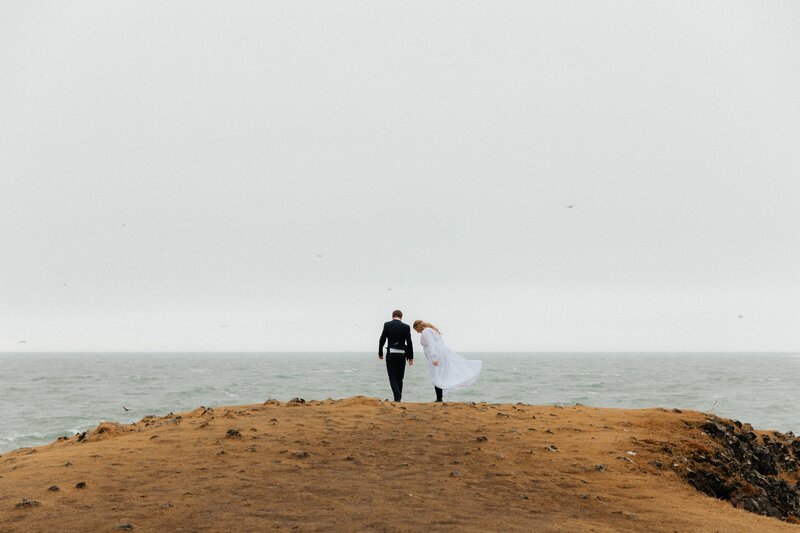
[1,1,798,352]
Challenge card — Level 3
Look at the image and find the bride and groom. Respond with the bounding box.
[378,309,482,402]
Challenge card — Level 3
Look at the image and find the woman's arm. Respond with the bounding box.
[421,329,439,366]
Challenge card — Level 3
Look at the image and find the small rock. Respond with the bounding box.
[293,450,310,459]
[497,412,509,417]
[450,470,461,477]
[672,408,682,413]
[399,462,410,467]
[545,429,554,435]
[225,429,242,438]
[16,498,40,508]
[116,524,135,531]
[546,445,558,452]
[595,464,608,471]
[48,485,60,492]
[75,481,87,489]
[476,436,488,442]
[649,460,663,468]
[288,398,305,404]
[626,451,637,456]
[63,461,73,467]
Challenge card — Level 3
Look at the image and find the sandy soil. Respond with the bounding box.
[0,397,796,532]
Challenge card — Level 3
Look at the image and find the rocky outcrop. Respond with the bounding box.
[684,417,800,522]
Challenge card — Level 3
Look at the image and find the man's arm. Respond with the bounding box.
[378,324,387,359]
[405,326,413,360]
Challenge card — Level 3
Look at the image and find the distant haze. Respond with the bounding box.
[1,2,798,352]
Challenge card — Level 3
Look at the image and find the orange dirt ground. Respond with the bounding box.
[1,397,797,532]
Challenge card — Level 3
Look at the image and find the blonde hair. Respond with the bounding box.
[413,320,441,334]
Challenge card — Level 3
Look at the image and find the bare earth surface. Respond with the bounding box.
[1,397,797,532]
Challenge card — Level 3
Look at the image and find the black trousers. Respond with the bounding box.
[435,386,443,402]
[385,353,407,401]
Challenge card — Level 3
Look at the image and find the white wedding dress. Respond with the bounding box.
[419,327,482,393]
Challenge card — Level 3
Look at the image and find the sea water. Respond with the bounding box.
[1,352,798,453]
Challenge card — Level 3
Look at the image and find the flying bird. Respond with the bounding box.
[565,205,574,209]
[738,315,743,319]
[18,340,27,344]
[712,400,719,408]
[386,288,392,292]
[122,406,130,412]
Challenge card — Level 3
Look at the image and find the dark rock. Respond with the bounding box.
[48,485,60,491]
[595,464,608,471]
[76,431,87,442]
[292,450,310,459]
[683,416,800,520]
[75,481,87,489]
[116,524,135,531]
[450,470,461,477]
[288,398,305,404]
[225,429,242,438]
[476,436,488,442]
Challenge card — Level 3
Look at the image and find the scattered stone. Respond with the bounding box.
[16,498,40,508]
[76,432,87,442]
[450,470,461,477]
[48,485,60,492]
[672,408,682,413]
[519,494,529,499]
[619,456,635,464]
[649,460,663,468]
[595,464,608,471]
[64,461,73,467]
[496,412,509,418]
[225,429,242,438]
[293,451,310,459]
[546,445,558,452]
[399,462,410,467]
[544,429,554,435]
[160,503,173,509]
[115,524,134,531]
[626,450,637,456]
[288,398,306,405]
[476,436,488,442]
[75,481,87,489]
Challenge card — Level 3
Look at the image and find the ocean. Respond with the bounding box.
[1,352,797,453]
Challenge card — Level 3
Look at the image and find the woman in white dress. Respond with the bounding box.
[413,320,482,402]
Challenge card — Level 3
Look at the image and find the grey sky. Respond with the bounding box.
[1,1,799,352]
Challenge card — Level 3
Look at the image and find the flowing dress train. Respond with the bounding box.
[419,327,482,393]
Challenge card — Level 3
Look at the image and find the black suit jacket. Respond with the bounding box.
[379,319,413,359]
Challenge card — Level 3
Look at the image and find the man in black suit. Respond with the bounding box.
[378,309,414,402]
